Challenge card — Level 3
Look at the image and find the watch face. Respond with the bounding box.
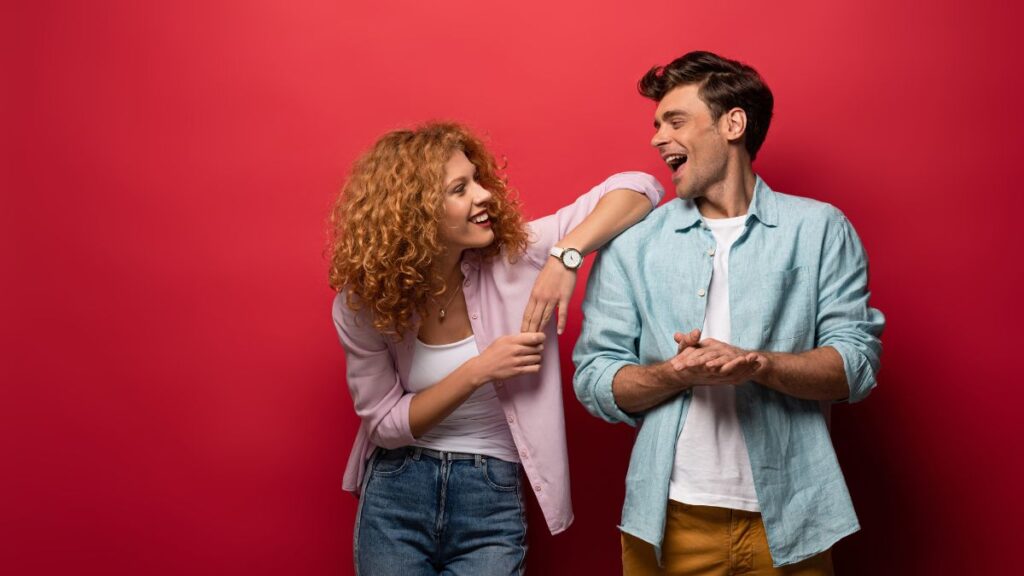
[563,249,583,269]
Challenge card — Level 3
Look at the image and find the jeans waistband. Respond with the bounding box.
[382,446,484,463]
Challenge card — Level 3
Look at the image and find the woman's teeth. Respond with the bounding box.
[471,214,489,224]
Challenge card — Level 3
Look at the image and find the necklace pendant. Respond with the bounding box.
[439,308,446,320]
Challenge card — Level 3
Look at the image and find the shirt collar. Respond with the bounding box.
[461,250,482,271]
[672,175,777,232]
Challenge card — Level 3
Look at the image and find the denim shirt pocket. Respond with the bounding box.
[759,265,813,348]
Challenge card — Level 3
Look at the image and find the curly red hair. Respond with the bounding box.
[328,122,529,338]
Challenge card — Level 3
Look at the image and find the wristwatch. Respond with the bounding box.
[549,246,584,270]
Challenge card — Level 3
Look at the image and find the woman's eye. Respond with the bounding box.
[453,184,465,194]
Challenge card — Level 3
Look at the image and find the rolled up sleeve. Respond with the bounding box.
[525,171,663,268]
[572,242,642,426]
[816,212,885,403]
[332,293,416,448]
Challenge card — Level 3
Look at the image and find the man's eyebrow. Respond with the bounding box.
[654,110,688,128]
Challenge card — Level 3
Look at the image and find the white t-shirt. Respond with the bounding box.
[407,335,520,462]
[669,215,760,512]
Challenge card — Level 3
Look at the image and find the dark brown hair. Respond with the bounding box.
[638,51,774,161]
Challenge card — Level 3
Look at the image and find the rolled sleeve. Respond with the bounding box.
[525,171,663,268]
[573,242,641,427]
[816,212,885,403]
[332,293,416,447]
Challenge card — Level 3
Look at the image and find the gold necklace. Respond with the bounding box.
[435,277,463,321]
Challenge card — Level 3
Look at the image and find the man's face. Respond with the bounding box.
[651,84,730,200]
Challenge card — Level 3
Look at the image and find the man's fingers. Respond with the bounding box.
[718,356,744,374]
[675,329,702,352]
[688,348,727,368]
[719,355,753,375]
[707,353,730,369]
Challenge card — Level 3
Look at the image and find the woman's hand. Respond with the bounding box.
[470,332,546,383]
[521,258,578,335]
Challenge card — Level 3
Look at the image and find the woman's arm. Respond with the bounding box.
[521,175,663,334]
[336,294,546,440]
[407,332,545,437]
[332,293,417,449]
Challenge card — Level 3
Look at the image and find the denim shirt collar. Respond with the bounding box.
[672,175,778,232]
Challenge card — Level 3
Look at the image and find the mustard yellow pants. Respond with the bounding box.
[621,501,834,575]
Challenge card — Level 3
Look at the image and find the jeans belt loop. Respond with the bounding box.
[474,454,483,468]
[411,447,423,461]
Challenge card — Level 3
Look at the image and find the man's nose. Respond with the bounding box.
[651,126,668,148]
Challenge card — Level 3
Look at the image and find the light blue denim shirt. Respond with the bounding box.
[573,176,884,567]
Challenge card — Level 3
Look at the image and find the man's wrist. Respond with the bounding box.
[653,360,690,393]
[754,351,777,387]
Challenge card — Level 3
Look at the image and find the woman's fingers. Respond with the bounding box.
[520,297,542,332]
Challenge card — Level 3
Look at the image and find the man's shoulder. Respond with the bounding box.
[607,199,682,248]
[770,189,845,222]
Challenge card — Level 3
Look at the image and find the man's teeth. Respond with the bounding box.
[666,154,687,169]
[471,214,489,224]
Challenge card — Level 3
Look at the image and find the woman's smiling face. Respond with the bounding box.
[439,150,495,253]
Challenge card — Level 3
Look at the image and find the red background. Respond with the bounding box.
[5,1,1023,574]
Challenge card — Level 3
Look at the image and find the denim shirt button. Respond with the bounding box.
[706,248,715,257]
[697,288,706,297]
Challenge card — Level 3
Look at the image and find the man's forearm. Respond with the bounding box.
[756,346,849,401]
[612,362,688,414]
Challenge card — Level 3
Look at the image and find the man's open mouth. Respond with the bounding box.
[665,154,688,171]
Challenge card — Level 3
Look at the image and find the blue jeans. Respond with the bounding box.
[354,446,528,576]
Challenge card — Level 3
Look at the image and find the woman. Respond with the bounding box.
[328,122,662,575]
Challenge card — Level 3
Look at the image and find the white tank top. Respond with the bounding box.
[407,335,519,462]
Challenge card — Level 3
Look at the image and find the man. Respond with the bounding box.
[573,51,884,574]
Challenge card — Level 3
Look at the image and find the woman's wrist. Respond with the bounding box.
[461,357,488,389]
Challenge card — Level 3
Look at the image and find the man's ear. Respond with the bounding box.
[720,107,747,144]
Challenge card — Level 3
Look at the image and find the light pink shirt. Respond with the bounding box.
[332,172,663,534]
